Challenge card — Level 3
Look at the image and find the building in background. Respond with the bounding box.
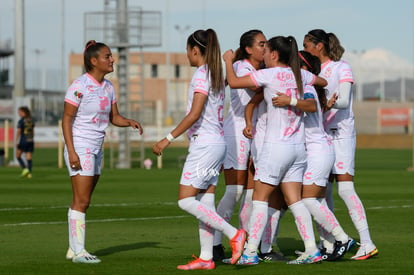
[68,51,193,126]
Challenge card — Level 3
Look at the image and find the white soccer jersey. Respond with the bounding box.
[186,64,225,144]
[224,59,257,136]
[321,60,355,138]
[249,68,316,144]
[65,73,116,148]
[303,85,329,146]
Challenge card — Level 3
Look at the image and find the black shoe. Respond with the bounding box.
[213,244,225,262]
[324,238,355,261]
[259,250,288,262]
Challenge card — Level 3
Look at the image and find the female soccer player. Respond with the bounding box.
[62,40,143,264]
[213,29,266,262]
[152,29,246,271]
[275,50,354,261]
[223,36,327,265]
[16,106,35,178]
[303,29,378,260]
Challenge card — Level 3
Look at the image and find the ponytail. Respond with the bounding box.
[187,29,224,92]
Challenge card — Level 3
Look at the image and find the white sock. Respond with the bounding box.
[338,181,372,244]
[178,197,237,241]
[213,185,244,246]
[303,198,348,243]
[245,200,268,256]
[289,201,318,254]
[197,193,215,260]
[315,198,336,253]
[260,207,281,254]
[238,188,253,230]
[69,209,86,254]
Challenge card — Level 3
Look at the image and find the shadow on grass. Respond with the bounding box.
[94,242,165,256]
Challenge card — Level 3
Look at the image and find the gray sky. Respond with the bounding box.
[0,0,413,72]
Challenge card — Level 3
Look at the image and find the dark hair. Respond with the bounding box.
[305,29,345,61]
[18,106,32,119]
[233,29,264,62]
[267,36,303,95]
[298,50,327,109]
[327,32,345,61]
[83,40,109,72]
[187,29,224,92]
[305,29,330,57]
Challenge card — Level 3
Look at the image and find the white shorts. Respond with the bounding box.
[223,135,251,170]
[254,142,306,185]
[180,143,226,190]
[251,127,265,167]
[331,137,355,176]
[64,146,103,177]
[303,142,335,186]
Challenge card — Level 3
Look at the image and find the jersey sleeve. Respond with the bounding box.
[192,67,209,96]
[249,69,268,88]
[65,79,84,107]
[338,61,354,84]
[301,69,316,86]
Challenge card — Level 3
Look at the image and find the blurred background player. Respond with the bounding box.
[16,106,35,178]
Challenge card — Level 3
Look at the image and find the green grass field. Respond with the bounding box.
[0,148,413,274]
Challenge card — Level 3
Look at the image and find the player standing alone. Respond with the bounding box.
[62,40,143,264]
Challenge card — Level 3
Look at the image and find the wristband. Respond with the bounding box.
[166,133,175,142]
[290,97,298,106]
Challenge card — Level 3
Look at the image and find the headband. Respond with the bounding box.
[192,33,206,48]
[298,52,312,70]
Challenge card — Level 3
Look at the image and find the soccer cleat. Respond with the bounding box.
[177,255,215,270]
[351,242,378,260]
[231,253,259,265]
[287,250,323,265]
[72,249,101,264]
[324,238,355,261]
[259,250,288,262]
[229,229,247,264]
[213,244,225,262]
[20,168,29,177]
[66,247,75,260]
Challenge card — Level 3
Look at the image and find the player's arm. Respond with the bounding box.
[152,92,207,155]
[244,91,263,139]
[223,50,257,89]
[61,102,82,167]
[109,103,143,134]
[272,92,317,113]
[331,82,352,109]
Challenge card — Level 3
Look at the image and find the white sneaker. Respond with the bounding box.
[351,242,378,260]
[72,249,101,264]
[66,247,75,260]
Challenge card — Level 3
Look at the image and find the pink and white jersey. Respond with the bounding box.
[224,59,257,136]
[65,73,116,148]
[321,60,355,138]
[303,85,330,147]
[186,64,225,144]
[250,67,316,144]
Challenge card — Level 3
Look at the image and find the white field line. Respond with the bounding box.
[1,202,413,227]
[0,202,177,212]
